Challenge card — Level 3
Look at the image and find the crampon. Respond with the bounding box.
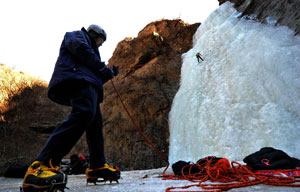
[86,163,120,185]
[21,160,68,192]
[20,184,68,192]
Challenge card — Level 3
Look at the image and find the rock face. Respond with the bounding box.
[0,65,83,175]
[218,0,300,35]
[102,19,200,170]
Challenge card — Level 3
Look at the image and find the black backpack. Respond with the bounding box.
[243,147,300,170]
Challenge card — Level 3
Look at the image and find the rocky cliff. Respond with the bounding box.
[0,65,71,174]
[103,20,200,170]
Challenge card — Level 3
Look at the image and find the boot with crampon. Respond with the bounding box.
[21,160,67,192]
[86,163,120,185]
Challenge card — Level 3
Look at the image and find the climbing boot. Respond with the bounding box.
[86,163,120,185]
[21,160,67,192]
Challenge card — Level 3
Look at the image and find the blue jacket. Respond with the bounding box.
[48,28,109,106]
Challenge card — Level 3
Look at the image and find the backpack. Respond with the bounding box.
[243,147,300,170]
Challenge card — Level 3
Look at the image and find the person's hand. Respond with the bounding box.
[100,66,119,80]
[100,67,114,79]
[112,66,119,76]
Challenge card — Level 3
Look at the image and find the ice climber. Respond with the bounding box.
[21,24,120,191]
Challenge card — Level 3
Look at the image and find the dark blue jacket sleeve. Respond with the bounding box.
[63,32,106,71]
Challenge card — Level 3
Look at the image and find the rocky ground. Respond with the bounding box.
[1,168,300,192]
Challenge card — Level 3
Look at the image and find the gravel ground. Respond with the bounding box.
[1,167,300,192]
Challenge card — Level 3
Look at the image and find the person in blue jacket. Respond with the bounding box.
[22,25,120,191]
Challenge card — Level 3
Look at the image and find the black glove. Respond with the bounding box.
[100,66,119,80]
[100,67,114,80]
[112,66,119,76]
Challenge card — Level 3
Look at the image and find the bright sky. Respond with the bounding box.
[0,0,218,81]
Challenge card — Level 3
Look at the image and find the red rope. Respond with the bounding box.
[163,157,300,192]
[111,80,300,191]
[110,80,170,174]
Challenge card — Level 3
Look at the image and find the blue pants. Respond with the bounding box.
[37,80,106,168]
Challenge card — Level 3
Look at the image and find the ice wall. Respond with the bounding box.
[169,2,300,164]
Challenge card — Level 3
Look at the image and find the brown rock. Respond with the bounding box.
[0,68,71,174]
[102,19,200,170]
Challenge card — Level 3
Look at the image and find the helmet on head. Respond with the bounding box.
[87,24,107,41]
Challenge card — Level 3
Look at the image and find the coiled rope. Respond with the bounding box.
[163,157,300,191]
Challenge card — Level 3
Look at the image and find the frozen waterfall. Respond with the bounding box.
[169,2,300,164]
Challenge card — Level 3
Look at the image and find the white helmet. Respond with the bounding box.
[87,24,107,41]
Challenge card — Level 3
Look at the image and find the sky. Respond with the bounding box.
[0,0,219,81]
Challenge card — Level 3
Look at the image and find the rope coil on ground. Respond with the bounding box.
[163,157,300,192]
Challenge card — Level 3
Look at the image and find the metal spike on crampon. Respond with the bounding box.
[20,184,68,192]
[86,177,120,185]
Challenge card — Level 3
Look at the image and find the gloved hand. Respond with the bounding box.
[100,67,114,79]
[100,66,119,80]
[112,66,119,76]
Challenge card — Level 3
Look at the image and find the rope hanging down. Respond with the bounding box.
[110,80,170,174]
